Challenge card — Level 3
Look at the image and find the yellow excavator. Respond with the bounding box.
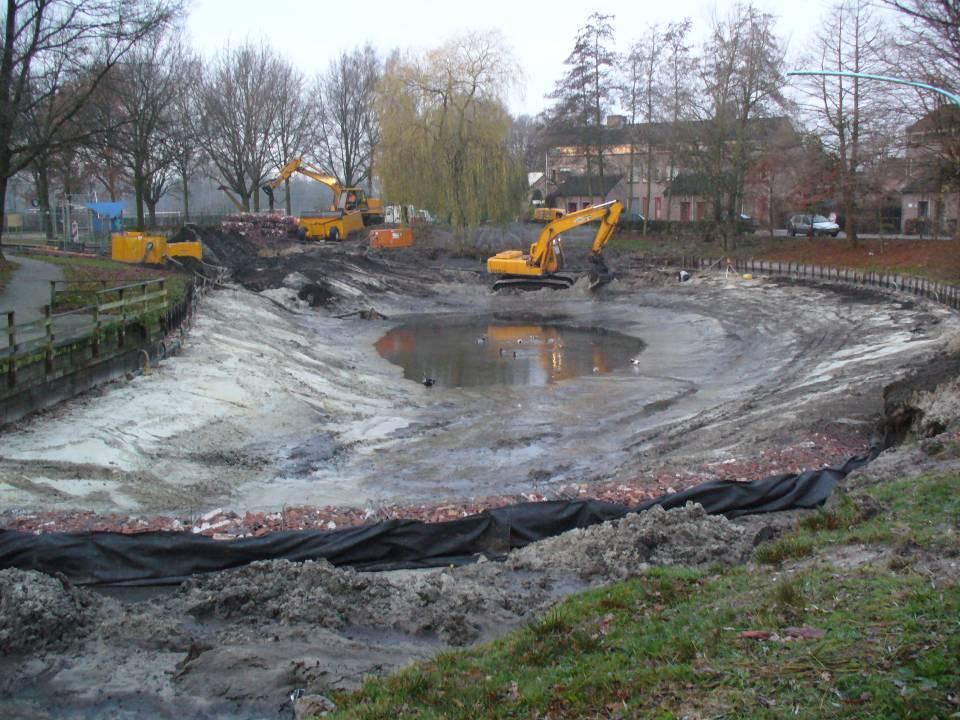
[262,158,384,241]
[487,200,623,291]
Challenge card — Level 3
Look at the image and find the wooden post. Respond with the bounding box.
[6,310,15,387]
[50,280,57,309]
[119,288,126,347]
[44,304,53,375]
[92,304,100,358]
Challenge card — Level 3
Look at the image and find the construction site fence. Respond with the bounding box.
[666,256,960,312]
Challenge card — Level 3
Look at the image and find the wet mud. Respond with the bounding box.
[2,227,960,718]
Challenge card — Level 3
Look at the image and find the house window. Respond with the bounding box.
[567,202,577,213]
[582,201,592,210]
[696,201,706,221]
[680,201,691,222]
[630,197,641,214]
[918,200,929,218]
[654,197,662,219]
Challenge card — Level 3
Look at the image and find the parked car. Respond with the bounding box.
[738,213,760,233]
[786,214,840,237]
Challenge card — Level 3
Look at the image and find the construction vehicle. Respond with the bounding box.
[531,207,565,223]
[487,200,623,291]
[111,232,202,265]
[262,158,383,241]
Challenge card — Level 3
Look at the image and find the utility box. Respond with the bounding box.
[111,232,202,264]
[369,227,413,249]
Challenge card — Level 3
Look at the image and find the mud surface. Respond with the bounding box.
[2,229,956,517]
[1,226,959,718]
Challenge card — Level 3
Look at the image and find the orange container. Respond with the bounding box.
[369,227,413,248]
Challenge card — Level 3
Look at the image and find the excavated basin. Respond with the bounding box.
[375,316,646,387]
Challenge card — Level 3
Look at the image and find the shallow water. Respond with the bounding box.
[375,317,646,387]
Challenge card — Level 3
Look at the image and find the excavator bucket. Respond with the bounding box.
[587,254,614,290]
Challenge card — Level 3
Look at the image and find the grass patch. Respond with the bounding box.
[35,254,189,310]
[328,473,960,719]
[0,257,18,291]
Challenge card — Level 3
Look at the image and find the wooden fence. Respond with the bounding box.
[672,256,960,311]
[2,269,220,395]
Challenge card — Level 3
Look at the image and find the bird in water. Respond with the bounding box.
[512,351,517,358]
[499,348,504,357]
[422,376,435,387]
[631,357,641,365]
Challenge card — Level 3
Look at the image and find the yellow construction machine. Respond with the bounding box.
[262,158,383,241]
[487,200,623,291]
[531,207,565,223]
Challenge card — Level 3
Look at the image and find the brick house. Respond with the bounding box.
[900,107,960,236]
[541,116,804,227]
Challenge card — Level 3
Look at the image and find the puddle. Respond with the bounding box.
[375,317,645,387]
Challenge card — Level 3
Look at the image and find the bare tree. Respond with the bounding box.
[314,45,381,190]
[96,34,189,228]
[0,0,181,253]
[169,50,204,222]
[886,0,960,239]
[662,19,694,221]
[199,41,283,212]
[508,114,545,172]
[797,0,889,245]
[546,12,618,192]
[691,3,785,247]
[622,25,663,233]
[264,60,313,214]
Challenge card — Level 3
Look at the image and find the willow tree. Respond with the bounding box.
[376,32,527,231]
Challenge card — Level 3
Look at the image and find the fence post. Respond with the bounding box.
[6,310,15,387]
[119,287,126,347]
[44,304,53,375]
[50,280,56,309]
[92,304,100,358]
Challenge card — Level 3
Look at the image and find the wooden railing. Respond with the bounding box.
[2,278,168,389]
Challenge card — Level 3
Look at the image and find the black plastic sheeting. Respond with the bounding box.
[0,450,875,587]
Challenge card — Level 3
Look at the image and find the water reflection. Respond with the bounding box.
[375,319,645,387]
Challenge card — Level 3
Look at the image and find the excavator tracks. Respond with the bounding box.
[492,273,578,292]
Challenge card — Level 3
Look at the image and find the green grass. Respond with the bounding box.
[35,254,189,310]
[327,473,960,719]
[0,257,18,291]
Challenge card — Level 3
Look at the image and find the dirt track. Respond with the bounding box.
[1,227,959,718]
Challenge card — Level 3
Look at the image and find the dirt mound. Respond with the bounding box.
[508,503,752,579]
[882,351,960,444]
[174,224,261,274]
[0,569,104,654]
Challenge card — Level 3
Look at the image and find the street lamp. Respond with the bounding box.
[788,70,960,238]
[787,69,960,108]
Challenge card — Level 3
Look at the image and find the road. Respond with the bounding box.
[0,254,91,351]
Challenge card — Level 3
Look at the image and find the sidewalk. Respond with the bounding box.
[0,255,90,351]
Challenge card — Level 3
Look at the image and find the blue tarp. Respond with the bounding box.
[85,201,125,233]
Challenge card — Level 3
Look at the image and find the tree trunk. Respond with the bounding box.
[0,173,7,257]
[146,200,157,228]
[181,172,191,222]
[134,168,146,231]
[284,177,292,215]
[644,142,653,234]
[36,166,53,240]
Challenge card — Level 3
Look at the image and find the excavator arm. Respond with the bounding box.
[262,158,344,210]
[487,200,623,290]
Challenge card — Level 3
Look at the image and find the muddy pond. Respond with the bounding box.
[375,316,647,387]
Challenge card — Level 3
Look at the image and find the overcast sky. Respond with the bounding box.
[187,0,881,116]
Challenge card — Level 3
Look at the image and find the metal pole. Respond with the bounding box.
[787,70,960,108]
